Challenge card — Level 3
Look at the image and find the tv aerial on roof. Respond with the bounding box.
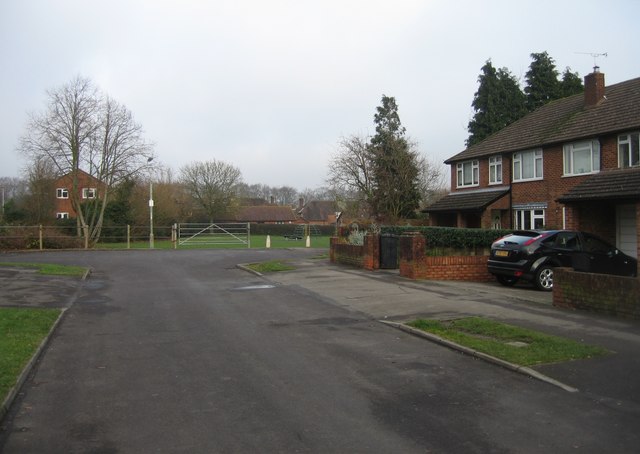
[575,52,608,71]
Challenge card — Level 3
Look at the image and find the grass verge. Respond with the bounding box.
[0,262,87,277]
[245,260,296,273]
[407,317,608,367]
[0,308,62,402]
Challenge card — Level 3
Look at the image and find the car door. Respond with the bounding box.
[580,233,633,276]
[548,232,580,267]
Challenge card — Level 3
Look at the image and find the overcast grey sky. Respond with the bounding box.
[2,0,639,190]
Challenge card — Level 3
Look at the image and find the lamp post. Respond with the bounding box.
[149,182,154,249]
[147,157,155,249]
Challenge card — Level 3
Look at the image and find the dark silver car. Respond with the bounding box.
[488,230,638,291]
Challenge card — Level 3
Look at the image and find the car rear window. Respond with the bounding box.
[499,233,539,245]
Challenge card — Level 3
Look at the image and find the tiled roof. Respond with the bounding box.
[557,167,640,202]
[423,187,509,212]
[298,200,336,222]
[446,76,640,164]
[236,206,297,222]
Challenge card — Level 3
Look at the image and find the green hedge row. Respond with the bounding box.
[380,226,513,249]
[249,223,335,236]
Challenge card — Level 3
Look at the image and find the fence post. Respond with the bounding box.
[247,222,251,249]
[172,224,177,249]
[39,224,43,251]
[127,225,131,249]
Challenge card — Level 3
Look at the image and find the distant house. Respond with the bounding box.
[423,68,639,259]
[234,205,297,224]
[53,170,104,220]
[297,200,338,225]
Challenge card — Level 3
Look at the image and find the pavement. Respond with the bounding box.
[258,252,640,406]
[2,249,640,418]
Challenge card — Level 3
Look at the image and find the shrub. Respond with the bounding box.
[380,226,513,253]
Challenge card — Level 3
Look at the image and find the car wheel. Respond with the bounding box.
[496,275,518,287]
[535,265,554,291]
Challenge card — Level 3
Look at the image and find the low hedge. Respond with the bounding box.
[380,226,513,250]
[249,223,335,236]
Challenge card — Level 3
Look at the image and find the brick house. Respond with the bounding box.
[424,68,640,262]
[53,169,104,219]
[297,200,338,225]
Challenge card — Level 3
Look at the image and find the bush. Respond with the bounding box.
[380,226,513,252]
[249,223,335,236]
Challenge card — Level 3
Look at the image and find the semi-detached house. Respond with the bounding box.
[424,68,640,262]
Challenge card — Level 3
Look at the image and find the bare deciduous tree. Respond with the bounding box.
[326,135,375,216]
[179,160,243,222]
[19,76,154,245]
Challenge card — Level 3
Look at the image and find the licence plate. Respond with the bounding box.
[495,250,509,257]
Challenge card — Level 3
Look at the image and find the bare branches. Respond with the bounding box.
[326,135,374,210]
[179,160,243,222]
[18,76,155,245]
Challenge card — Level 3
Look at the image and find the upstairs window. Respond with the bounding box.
[56,212,69,219]
[513,149,543,182]
[618,132,640,168]
[82,188,97,199]
[563,140,600,176]
[56,188,69,199]
[489,155,502,184]
[456,160,479,188]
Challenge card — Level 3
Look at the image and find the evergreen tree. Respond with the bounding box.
[560,67,584,97]
[525,51,561,111]
[368,95,420,220]
[467,60,527,146]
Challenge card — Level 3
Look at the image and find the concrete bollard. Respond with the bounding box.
[306,235,310,248]
[266,235,271,248]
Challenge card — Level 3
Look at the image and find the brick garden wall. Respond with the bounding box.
[398,232,493,281]
[553,268,640,319]
[330,235,379,270]
[330,232,493,282]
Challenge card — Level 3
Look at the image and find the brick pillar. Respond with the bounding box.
[330,237,337,263]
[637,201,640,279]
[399,232,426,279]
[362,233,380,270]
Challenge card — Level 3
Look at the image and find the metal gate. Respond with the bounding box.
[379,233,399,269]
[177,223,250,248]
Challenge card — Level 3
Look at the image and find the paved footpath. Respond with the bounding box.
[267,254,640,407]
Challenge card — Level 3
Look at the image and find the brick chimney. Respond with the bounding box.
[584,67,605,107]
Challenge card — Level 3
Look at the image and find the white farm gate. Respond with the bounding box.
[177,223,250,248]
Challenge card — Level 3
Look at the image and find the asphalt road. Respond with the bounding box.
[0,249,638,453]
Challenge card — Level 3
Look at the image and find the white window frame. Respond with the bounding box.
[489,155,502,185]
[618,132,640,168]
[514,209,545,230]
[563,140,600,176]
[82,187,97,199]
[456,160,479,188]
[56,188,69,199]
[56,212,69,220]
[513,149,543,182]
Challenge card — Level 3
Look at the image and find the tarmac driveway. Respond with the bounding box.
[0,249,639,453]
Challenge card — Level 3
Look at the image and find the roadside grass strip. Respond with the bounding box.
[245,260,296,273]
[0,262,88,277]
[406,317,608,367]
[0,308,62,404]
